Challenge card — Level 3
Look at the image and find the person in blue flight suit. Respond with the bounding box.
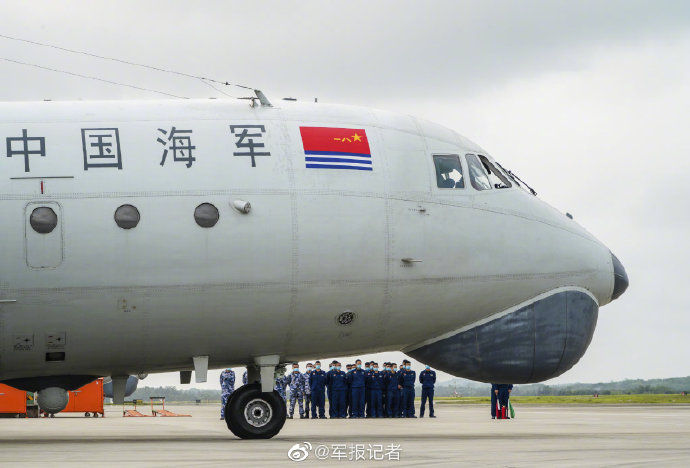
[326,361,336,418]
[397,362,406,417]
[367,362,385,418]
[286,363,306,419]
[398,360,417,418]
[348,359,366,418]
[491,383,514,419]
[419,365,437,418]
[326,361,348,418]
[310,360,328,419]
[219,368,235,420]
[364,361,373,418]
[345,364,353,418]
[385,363,400,418]
[303,363,313,419]
[381,363,390,415]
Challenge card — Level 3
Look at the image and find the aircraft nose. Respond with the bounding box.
[610,252,629,301]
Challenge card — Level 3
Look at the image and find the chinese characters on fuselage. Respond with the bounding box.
[82,128,122,170]
[157,127,195,168]
[6,129,45,172]
[229,125,270,167]
[3,124,271,173]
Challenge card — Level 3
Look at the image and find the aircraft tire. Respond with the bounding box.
[225,383,286,439]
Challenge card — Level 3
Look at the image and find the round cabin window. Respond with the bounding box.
[29,207,58,234]
[114,204,140,229]
[194,203,219,228]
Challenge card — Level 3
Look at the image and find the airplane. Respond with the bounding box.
[0,92,628,438]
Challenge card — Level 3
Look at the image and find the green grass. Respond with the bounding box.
[433,394,690,405]
[106,394,690,406]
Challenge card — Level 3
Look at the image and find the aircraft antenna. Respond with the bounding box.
[0,56,189,99]
[0,33,254,92]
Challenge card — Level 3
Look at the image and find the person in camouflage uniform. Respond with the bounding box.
[219,368,235,420]
[303,363,313,419]
[286,362,306,418]
[276,369,288,402]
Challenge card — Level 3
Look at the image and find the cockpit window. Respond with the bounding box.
[494,161,521,188]
[478,155,512,189]
[465,154,492,190]
[433,154,464,189]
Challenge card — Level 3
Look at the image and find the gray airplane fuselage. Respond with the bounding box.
[0,99,627,389]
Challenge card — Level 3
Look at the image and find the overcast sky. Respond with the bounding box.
[2,1,688,388]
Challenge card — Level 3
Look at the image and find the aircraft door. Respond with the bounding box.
[25,202,63,269]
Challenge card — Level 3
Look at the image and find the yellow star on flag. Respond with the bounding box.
[352,132,362,142]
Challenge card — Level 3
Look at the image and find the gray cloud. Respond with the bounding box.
[0,1,688,102]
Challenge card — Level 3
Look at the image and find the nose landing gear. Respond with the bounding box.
[224,383,286,439]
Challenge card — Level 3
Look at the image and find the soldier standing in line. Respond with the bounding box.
[276,368,288,402]
[398,360,417,418]
[419,365,437,418]
[368,362,385,418]
[349,359,366,418]
[398,362,406,417]
[326,361,348,418]
[303,363,313,419]
[364,361,373,418]
[345,364,353,418]
[381,363,389,416]
[287,362,306,419]
[219,368,235,420]
[310,360,328,419]
[326,361,336,418]
[385,363,400,418]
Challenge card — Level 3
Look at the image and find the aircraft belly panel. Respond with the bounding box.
[406,289,599,383]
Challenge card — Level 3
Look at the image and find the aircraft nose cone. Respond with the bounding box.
[610,252,629,301]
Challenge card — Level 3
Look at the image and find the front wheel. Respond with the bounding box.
[224,383,286,439]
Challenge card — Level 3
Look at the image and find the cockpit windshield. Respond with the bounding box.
[478,155,512,189]
[465,154,492,190]
[433,154,464,189]
[466,154,513,190]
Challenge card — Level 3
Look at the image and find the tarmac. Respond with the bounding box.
[0,404,688,467]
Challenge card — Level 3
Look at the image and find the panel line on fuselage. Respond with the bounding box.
[4,269,600,298]
[0,189,597,245]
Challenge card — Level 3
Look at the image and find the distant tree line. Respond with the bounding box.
[435,376,690,397]
[127,376,690,402]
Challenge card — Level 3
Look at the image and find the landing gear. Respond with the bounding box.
[224,383,286,439]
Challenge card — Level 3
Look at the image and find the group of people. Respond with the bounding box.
[220,361,515,421]
[219,358,437,420]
